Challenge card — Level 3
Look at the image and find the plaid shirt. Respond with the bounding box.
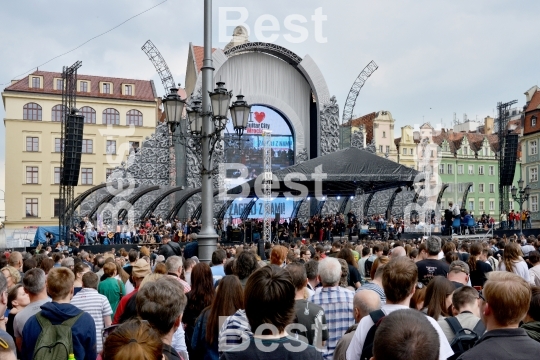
[218,309,252,353]
[309,286,355,360]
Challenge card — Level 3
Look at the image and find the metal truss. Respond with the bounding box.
[224,42,303,66]
[141,40,176,94]
[342,61,378,126]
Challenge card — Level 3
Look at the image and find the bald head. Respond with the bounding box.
[354,289,382,322]
[390,246,406,259]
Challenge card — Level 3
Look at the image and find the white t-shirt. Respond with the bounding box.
[499,260,531,282]
[345,304,454,360]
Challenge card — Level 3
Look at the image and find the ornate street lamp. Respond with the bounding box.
[163,87,185,133]
[209,82,232,119]
[187,99,203,135]
[511,179,531,238]
[229,94,251,137]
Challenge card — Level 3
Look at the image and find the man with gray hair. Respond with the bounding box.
[389,246,406,259]
[447,260,470,289]
[416,236,449,285]
[165,256,191,294]
[14,268,50,352]
[60,257,74,270]
[333,290,381,360]
[309,257,354,360]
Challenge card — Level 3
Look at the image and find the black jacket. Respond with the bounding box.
[158,241,182,259]
[457,328,540,360]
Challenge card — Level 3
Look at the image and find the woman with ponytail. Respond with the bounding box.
[468,242,492,287]
[499,242,530,282]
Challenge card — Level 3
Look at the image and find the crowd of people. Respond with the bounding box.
[1,229,540,359]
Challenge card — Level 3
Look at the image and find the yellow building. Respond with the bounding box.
[2,71,160,229]
[395,125,419,169]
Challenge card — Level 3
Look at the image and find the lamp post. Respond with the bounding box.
[511,179,530,238]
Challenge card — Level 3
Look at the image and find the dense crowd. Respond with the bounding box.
[2,230,540,359]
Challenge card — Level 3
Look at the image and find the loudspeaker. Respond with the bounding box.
[61,113,84,186]
[245,221,252,242]
[501,133,518,186]
[275,213,280,223]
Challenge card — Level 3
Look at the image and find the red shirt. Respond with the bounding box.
[113,288,138,324]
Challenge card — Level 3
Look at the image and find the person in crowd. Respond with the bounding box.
[269,245,288,266]
[6,284,29,339]
[338,248,362,290]
[529,251,540,286]
[0,273,16,360]
[114,261,133,295]
[98,262,125,317]
[136,277,187,360]
[422,276,455,321]
[102,318,163,360]
[184,263,215,357]
[184,258,196,286]
[71,272,113,353]
[358,261,386,305]
[457,271,540,359]
[286,263,329,349]
[357,247,370,280]
[221,265,323,360]
[521,286,540,342]
[346,257,454,360]
[158,235,182,259]
[410,285,427,310]
[72,262,91,296]
[1,266,21,289]
[499,242,530,282]
[467,243,492,287]
[192,275,244,360]
[416,236,449,285]
[437,286,483,343]
[305,260,320,295]
[21,268,96,360]
[7,252,23,278]
[210,249,227,285]
[13,268,49,352]
[333,290,381,360]
[165,256,191,293]
[372,309,440,360]
[310,257,354,359]
[113,259,152,324]
[364,244,382,276]
[447,260,470,289]
[233,251,259,288]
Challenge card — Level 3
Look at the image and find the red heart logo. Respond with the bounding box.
[254,112,265,123]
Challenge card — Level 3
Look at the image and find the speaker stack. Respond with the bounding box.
[61,113,85,186]
[501,133,518,186]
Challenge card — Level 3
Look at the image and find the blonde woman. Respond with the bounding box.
[499,242,530,282]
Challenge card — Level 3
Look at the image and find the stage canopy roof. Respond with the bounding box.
[228,147,420,198]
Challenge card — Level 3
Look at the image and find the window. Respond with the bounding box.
[80,81,88,92]
[56,79,63,90]
[103,83,111,94]
[479,200,485,211]
[79,106,96,124]
[127,109,143,126]
[23,103,42,120]
[81,168,93,185]
[54,167,61,184]
[458,165,464,175]
[447,164,453,174]
[386,146,390,153]
[479,183,484,193]
[531,140,538,155]
[469,165,475,175]
[458,183,464,192]
[54,138,63,153]
[106,168,114,180]
[26,166,38,184]
[509,200,514,210]
[125,84,133,96]
[403,148,407,155]
[54,199,65,217]
[82,139,93,154]
[51,104,66,122]
[489,183,495,193]
[531,167,539,182]
[25,198,38,217]
[478,166,484,175]
[129,141,140,153]
[379,145,383,153]
[468,201,474,211]
[103,108,120,125]
[26,137,39,152]
[470,184,474,193]
[31,77,40,88]
[489,200,494,211]
[410,149,414,155]
[532,116,537,128]
[439,164,444,174]
[106,140,116,155]
[463,147,468,155]
[489,166,495,176]
[532,195,539,212]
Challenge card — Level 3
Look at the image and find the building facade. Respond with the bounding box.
[2,71,159,228]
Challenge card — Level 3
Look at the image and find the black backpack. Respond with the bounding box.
[444,316,485,360]
[360,310,385,360]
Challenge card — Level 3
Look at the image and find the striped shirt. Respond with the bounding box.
[71,288,113,353]
[218,309,252,353]
[309,286,355,360]
[357,282,386,304]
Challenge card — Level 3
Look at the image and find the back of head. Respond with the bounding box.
[286,262,307,291]
[82,272,99,290]
[128,249,139,263]
[23,268,46,295]
[382,257,417,303]
[484,271,531,326]
[270,246,287,266]
[244,265,295,334]
[373,309,439,360]
[424,276,455,319]
[102,319,163,360]
[452,286,480,312]
[60,257,74,268]
[47,267,75,300]
[8,251,22,268]
[354,289,382,319]
[304,260,319,281]
[136,277,187,337]
[233,251,259,280]
[165,256,183,273]
[211,249,226,266]
[529,251,540,265]
[426,236,442,256]
[528,286,540,322]
[318,257,341,286]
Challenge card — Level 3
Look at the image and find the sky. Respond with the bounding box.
[1,0,539,216]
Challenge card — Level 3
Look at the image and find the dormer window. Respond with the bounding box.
[102,83,111,94]
[532,116,537,128]
[54,78,64,90]
[31,76,41,88]
[124,84,134,96]
[80,81,89,92]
